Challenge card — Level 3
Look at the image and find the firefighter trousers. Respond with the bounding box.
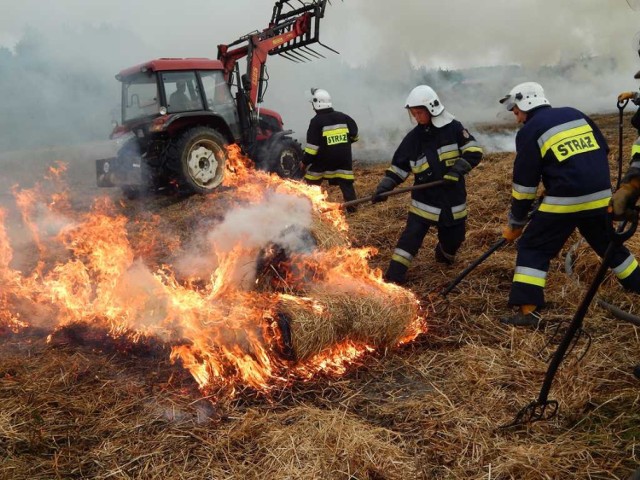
[385,214,465,283]
[509,212,640,307]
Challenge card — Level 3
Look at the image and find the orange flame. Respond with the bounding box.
[0,147,427,397]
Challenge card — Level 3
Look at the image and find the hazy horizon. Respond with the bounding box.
[1,0,640,158]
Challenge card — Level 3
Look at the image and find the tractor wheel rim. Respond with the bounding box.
[280,149,296,176]
[187,141,222,188]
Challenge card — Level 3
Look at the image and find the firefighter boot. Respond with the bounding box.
[434,243,455,265]
[384,261,408,286]
[500,305,545,329]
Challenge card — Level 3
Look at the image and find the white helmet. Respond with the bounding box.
[310,88,332,110]
[499,82,550,112]
[405,85,454,127]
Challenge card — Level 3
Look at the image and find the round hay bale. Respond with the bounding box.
[276,288,419,361]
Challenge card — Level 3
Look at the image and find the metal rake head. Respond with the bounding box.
[425,291,450,316]
[500,398,559,429]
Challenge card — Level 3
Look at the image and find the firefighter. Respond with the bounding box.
[301,88,359,212]
[499,81,640,328]
[372,85,483,285]
[612,87,640,381]
[613,88,640,223]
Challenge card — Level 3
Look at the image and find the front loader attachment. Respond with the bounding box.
[269,0,339,62]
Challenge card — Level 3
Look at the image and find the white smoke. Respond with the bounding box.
[174,191,315,286]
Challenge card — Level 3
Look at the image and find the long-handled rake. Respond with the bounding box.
[339,180,446,210]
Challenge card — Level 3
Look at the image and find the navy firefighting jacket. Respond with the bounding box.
[383,119,483,226]
[623,127,640,182]
[303,108,359,183]
[509,105,612,224]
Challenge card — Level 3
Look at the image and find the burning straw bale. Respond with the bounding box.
[278,288,420,361]
[310,214,349,249]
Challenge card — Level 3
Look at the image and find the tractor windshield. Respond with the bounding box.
[122,72,160,123]
[162,71,203,113]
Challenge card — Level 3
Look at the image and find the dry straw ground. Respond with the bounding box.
[1,113,639,479]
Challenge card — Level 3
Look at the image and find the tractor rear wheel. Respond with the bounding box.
[171,127,227,194]
[271,137,304,179]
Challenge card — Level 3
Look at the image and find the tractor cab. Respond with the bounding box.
[113,58,241,141]
[98,58,302,197]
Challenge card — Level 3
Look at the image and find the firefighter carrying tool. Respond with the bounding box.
[498,81,640,328]
[502,210,639,429]
[372,85,483,285]
[613,74,640,380]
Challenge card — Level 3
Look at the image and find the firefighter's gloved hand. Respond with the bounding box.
[618,91,639,103]
[502,225,524,243]
[611,179,640,220]
[444,159,472,184]
[372,177,396,203]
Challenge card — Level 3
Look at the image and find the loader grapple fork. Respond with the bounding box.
[269,0,338,62]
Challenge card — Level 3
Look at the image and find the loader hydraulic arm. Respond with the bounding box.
[217,0,334,108]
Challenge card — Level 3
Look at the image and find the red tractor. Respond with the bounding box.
[97,0,334,197]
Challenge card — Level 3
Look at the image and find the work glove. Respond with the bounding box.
[502,212,526,243]
[610,178,640,220]
[618,91,640,103]
[443,159,473,183]
[372,176,396,203]
[502,225,524,243]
